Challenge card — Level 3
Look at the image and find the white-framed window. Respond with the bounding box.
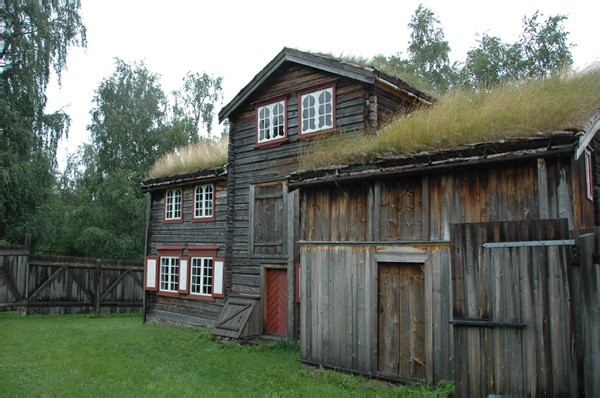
[257,100,286,144]
[159,256,179,292]
[194,184,214,220]
[300,87,334,135]
[164,188,182,221]
[585,149,594,201]
[190,257,213,296]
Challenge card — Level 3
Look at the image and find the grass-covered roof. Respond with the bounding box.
[147,66,600,179]
[299,65,600,170]
[146,136,228,179]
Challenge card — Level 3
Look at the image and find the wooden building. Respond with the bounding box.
[141,166,228,327]
[141,48,430,333]
[288,113,600,395]
[141,48,599,395]
[210,48,432,339]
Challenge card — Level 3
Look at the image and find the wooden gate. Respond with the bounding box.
[0,241,144,315]
[450,219,577,397]
[377,263,425,380]
[265,268,287,335]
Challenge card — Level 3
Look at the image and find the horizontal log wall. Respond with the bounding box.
[145,181,227,327]
[227,63,376,299]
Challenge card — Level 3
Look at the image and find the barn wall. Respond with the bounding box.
[300,243,454,382]
[145,181,227,327]
[302,156,590,243]
[299,153,593,382]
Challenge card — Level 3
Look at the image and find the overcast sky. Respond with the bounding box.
[46,0,600,168]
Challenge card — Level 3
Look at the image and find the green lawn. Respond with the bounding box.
[0,311,454,396]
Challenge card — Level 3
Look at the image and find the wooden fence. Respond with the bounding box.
[450,220,599,397]
[0,237,143,315]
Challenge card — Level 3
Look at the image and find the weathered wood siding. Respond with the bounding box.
[302,157,593,243]
[450,220,598,397]
[300,243,453,382]
[226,63,376,303]
[0,248,143,315]
[299,154,595,383]
[145,181,227,327]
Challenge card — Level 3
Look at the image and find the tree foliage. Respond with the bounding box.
[371,6,573,93]
[41,59,224,259]
[0,3,86,244]
[462,11,573,88]
[172,71,223,140]
[88,59,170,180]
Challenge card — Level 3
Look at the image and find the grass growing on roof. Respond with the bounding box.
[300,65,600,170]
[147,135,228,178]
[0,311,454,396]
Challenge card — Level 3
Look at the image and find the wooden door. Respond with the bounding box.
[265,268,287,335]
[377,262,425,379]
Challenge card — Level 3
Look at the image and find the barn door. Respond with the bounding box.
[265,268,287,335]
[450,219,576,397]
[377,262,425,380]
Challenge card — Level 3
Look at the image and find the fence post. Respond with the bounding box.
[95,259,101,315]
[22,233,32,317]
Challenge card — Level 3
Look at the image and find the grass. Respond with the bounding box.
[0,311,454,396]
[300,65,600,169]
[146,135,228,179]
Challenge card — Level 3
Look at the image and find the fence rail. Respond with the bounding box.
[0,235,144,315]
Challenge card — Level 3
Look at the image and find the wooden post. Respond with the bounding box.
[95,259,101,315]
[286,189,297,341]
[538,158,549,219]
[22,234,31,317]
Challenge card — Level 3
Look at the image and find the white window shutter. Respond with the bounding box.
[212,258,225,298]
[144,256,158,291]
[178,257,189,294]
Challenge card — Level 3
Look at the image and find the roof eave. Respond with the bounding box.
[287,132,579,188]
[140,164,227,193]
[218,48,429,123]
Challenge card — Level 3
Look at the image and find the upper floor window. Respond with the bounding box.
[255,99,287,147]
[193,184,214,221]
[300,85,335,136]
[164,188,182,222]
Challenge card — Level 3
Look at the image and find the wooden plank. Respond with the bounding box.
[422,176,429,240]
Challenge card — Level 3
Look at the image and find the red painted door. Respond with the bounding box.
[265,269,287,335]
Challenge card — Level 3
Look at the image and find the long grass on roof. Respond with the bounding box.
[300,65,600,170]
[147,136,228,179]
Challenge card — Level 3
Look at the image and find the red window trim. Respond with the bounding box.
[254,96,289,149]
[163,188,184,224]
[192,184,216,222]
[297,78,338,96]
[298,81,337,139]
[188,246,220,301]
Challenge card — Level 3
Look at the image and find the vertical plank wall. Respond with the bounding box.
[299,155,586,383]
